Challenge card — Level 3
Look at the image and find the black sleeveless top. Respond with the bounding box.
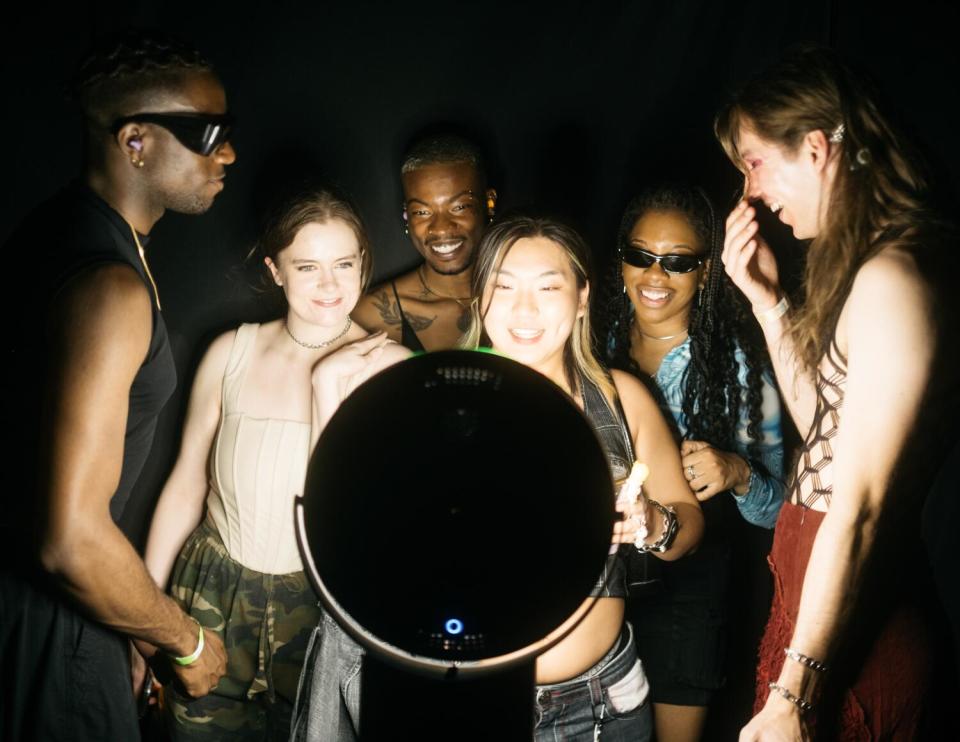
[7,183,177,541]
[391,281,427,353]
[580,371,634,598]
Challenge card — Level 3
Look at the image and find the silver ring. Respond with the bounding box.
[686,465,695,480]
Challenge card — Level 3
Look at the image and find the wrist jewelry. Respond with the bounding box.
[785,647,829,673]
[768,682,813,714]
[636,500,678,553]
[754,296,790,327]
[170,621,205,666]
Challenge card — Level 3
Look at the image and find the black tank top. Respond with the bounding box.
[7,183,177,541]
[391,280,427,353]
[580,371,634,598]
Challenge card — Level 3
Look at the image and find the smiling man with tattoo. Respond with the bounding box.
[353,133,497,351]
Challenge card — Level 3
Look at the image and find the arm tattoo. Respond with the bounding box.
[372,291,436,331]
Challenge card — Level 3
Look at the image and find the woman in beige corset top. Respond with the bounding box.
[139,188,409,740]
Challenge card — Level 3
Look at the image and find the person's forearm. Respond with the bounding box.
[774,498,881,702]
[311,375,350,449]
[41,518,199,656]
[651,501,703,562]
[757,306,818,434]
[143,483,207,593]
[733,465,785,529]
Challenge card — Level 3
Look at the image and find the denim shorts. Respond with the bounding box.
[534,623,652,742]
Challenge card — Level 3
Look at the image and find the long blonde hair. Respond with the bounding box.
[462,215,616,401]
[715,45,930,371]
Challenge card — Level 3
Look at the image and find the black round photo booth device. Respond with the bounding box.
[294,350,616,740]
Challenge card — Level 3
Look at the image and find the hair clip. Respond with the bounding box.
[829,123,845,144]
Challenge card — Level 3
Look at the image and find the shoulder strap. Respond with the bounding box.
[222,323,259,410]
[392,281,427,353]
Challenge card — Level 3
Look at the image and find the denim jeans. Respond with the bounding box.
[290,612,363,742]
[534,623,652,742]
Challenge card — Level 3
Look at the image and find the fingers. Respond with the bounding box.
[174,629,227,699]
[612,508,642,544]
[694,482,722,502]
[351,330,389,354]
[680,439,709,456]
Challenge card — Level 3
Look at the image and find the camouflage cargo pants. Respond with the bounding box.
[165,519,323,741]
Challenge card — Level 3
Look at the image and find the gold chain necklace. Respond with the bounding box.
[126,223,161,310]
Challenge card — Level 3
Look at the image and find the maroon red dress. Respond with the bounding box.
[754,341,934,740]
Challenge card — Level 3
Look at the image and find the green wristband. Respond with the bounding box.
[171,622,205,666]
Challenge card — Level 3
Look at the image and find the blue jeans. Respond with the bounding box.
[534,624,652,742]
[290,612,363,742]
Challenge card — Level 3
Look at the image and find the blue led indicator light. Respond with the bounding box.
[444,619,464,635]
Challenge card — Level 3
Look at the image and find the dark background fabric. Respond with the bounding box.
[5,0,957,543]
[3,2,958,736]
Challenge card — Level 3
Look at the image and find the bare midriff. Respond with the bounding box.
[535,597,624,684]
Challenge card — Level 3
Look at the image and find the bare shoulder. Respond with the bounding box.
[59,262,151,315]
[610,369,657,412]
[196,327,239,381]
[392,267,423,298]
[377,339,413,370]
[353,281,396,333]
[848,248,934,325]
[52,263,152,358]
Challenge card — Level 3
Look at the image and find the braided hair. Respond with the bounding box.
[600,184,769,459]
[69,30,214,128]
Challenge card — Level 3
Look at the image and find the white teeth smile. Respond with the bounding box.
[770,202,783,213]
[640,289,669,301]
[510,329,543,339]
[430,241,463,255]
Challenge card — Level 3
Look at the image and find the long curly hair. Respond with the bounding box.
[599,184,768,458]
[715,45,933,372]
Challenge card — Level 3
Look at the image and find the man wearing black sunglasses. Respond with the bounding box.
[1,30,235,741]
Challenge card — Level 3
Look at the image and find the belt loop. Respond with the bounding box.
[589,676,604,719]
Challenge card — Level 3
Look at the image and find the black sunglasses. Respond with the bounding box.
[111,112,235,156]
[620,246,704,274]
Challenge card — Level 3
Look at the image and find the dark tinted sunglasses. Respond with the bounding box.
[620,246,704,274]
[111,112,235,156]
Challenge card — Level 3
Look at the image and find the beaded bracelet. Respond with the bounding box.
[785,647,828,673]
[768,682,813,714]
[170,621,205,666]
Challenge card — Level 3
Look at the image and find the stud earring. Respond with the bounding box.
[402,208,409,236]
[131,157,145,168]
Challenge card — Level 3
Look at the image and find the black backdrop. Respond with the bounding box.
[4,2,958,735]
[5,0,956,544]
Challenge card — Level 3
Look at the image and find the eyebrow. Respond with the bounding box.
[495,269,563,278]
[291,253,359,263]
[406,190,477,207]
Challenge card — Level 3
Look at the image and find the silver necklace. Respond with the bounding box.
[637,327,688,342]
[284,318,352,349]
